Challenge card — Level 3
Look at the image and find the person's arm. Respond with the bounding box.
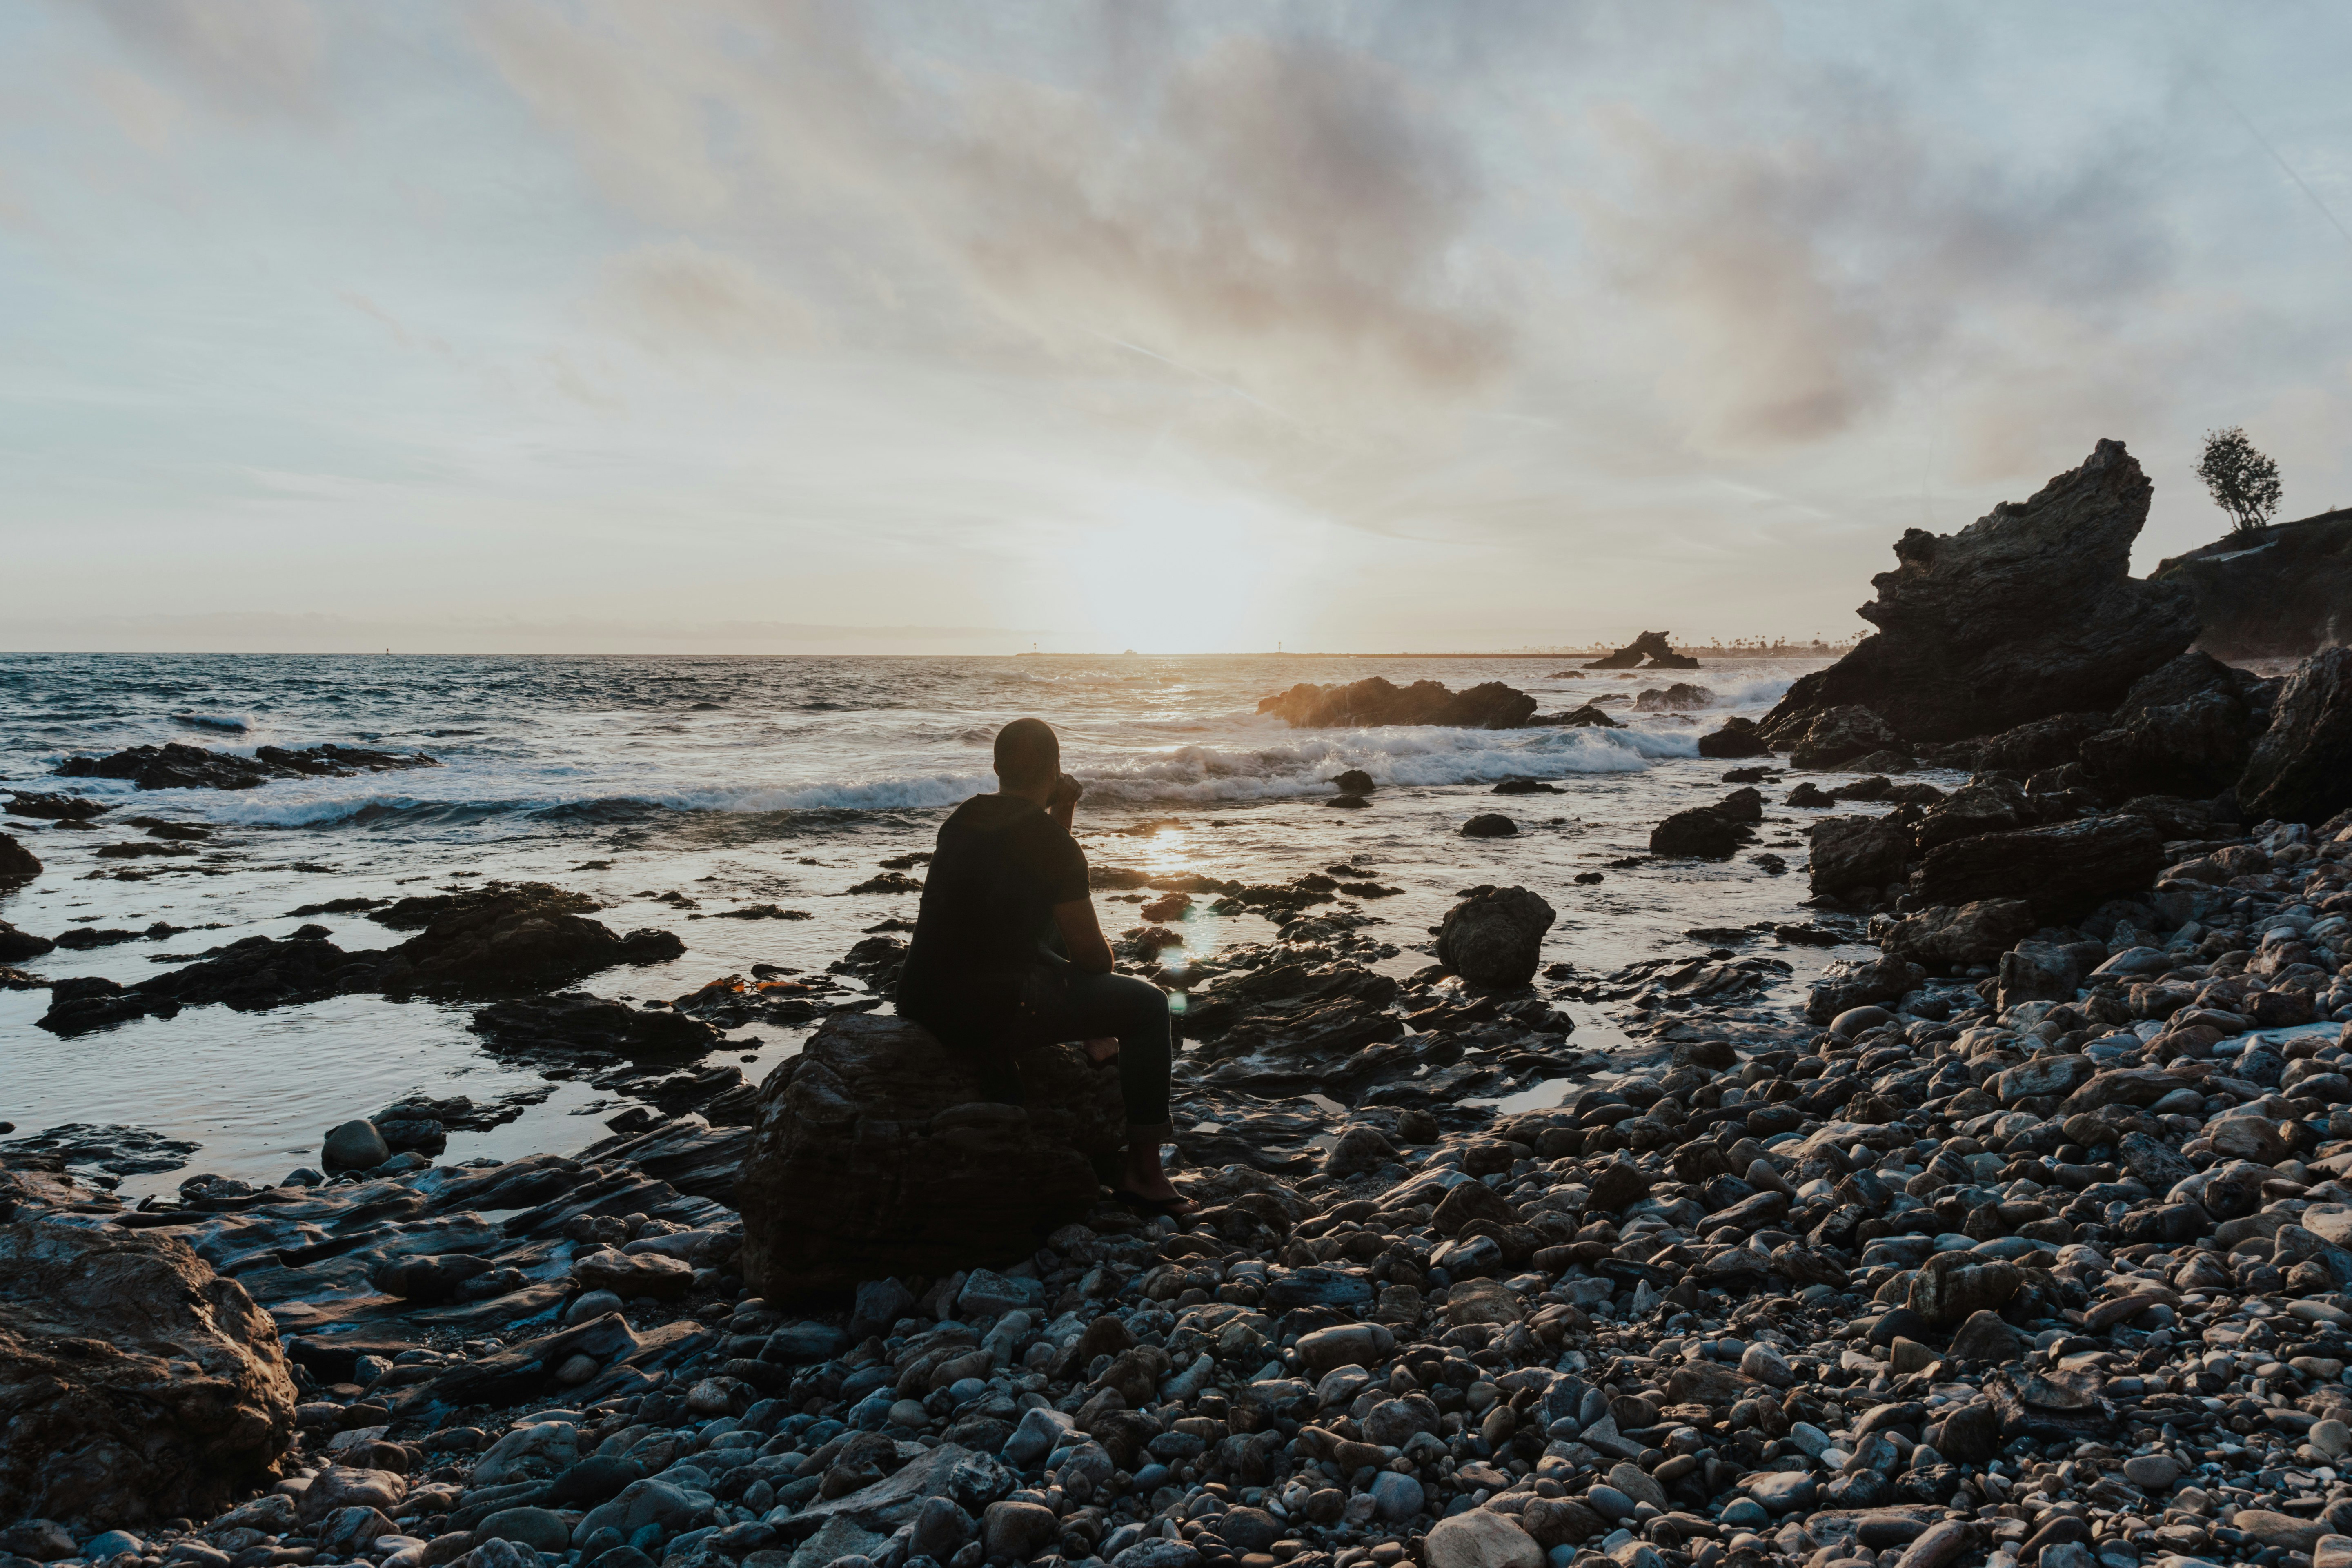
[1053,897,1115,975]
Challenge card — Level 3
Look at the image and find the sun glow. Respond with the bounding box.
[1056,491,1322,653]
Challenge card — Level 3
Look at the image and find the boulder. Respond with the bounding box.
[1424,1508,1543,1568]
[1972,712,2114,775]
[1808,816,1909,897]
[0,833,40,882]
[1882,900,2034,970]
[737,1014,1124,1301]
[1909,814,2164,921]
[1758,441,2196,744]
[0,1221,296,1526]
[1697,718,1767,758]
[1584,632,1696,670]
[0,917,56,960]
[1433,887,1555,988]
[2078,654,2272,799]
[1257,678,1536,730]
[1460,814,1518,838]
[1997,941,2088,1011]
[323,1119,390,1172]
[1783,707,1907,769]
[1649,808,1742,859]
[1805,956,1925,1024]
[1907,1252,2020,1328]
[2237,647,2352,826]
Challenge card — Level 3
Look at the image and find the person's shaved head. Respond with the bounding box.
[993,717,1060,792]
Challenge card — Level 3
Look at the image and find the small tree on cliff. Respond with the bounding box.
[2198,425,2283,537]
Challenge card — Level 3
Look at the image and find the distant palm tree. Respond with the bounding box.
[2198,426,2283,537]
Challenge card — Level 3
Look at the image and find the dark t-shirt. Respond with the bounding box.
[895,793,1088,1050]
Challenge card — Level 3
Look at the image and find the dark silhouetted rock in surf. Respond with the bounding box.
[1529,705,1620,728]
[0,832,40,882]
[1760,440,2196,744]
[1584,631,1697,669]
[367,881,599,930]
[472,992,719,1064]
[1778,705,1906,770]
[1697,717,1767,757]
[4,792,109,821]
[54,742,438,791]
[1460,813,1518,838]
[1257,678,1536,730]
[2152,506,2352,660]
[2235,647,2352,826]
[0,918,55,961]
[374,885,683,996]
[1433,886,1555,986]
[1331,769,1376,794]
[736,1012,1123,1301]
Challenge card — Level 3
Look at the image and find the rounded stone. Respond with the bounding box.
[1424,1509,1542,1568]
[2122,1453,2183,1490]
[1831,1006,1895,1038]
[323,1119,390,1172]
[565,1289,625,1326]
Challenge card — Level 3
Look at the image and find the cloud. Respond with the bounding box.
[87,0,326,123]
[592,240,823,353]
[1583,84,2172,455]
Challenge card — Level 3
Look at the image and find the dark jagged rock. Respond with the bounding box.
[1946,711,2113,776]
[1186,960,1403,1068]
[1584,631,1697,670]
[1807,815,1909,898]
[1633,683,1712,712]
[1909,812,2165,919]
[1649,808,1741,859]
[471,992,719,1063]
[2236,647,2352,826]
[37,931,374,1035]
[1760,441,2196,743]
[1776,706,1906,770]
[1697,717,1767,758]
[1433,886,1555,986]
[53,742,438,791]
[736,1013,1122,1300]
[2077,650,2272,800]
[1460,813,1518,838]
[1256,678,1537,730]
[0,1221,296,1525]
[367,881,600,930]
[3,792,109,821]
[0,832,40,881]
[1881,899,2035,970]
[374,886,683,996]
[1528,705,1621,729]
[0,918,55,961]
[2152,505,2352,660]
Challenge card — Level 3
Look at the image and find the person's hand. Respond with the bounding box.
[1083,1036,1119,1064]
[1050,772,1083,831]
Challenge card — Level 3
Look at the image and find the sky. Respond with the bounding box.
[2,1,2348,655]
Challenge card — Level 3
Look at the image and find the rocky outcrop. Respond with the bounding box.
[4,791,109,820]
[1433,886,1556,987]
[1806,815,1909,899]
[1881,899,2035,971]
[0,832,40,881]
[2152,507,2352,660]
[0,917,54,960]
[1760,441,2196,744]
[2076,651,2272,800]
[0,1221,296,1526]
[37,886,682,1035]
[53,742,439,791]
[1696,718,1766,758]
[737,1014,1123,1301]
[2236,648,2352,827]
[1776,706,1906,770]
[1257,678,1536,730]
[1633,683,1711,712]
[1584,632,1698,670]
[1908,813,2165,920]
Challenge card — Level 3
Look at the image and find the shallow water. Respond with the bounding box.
[0,652,1892,1196]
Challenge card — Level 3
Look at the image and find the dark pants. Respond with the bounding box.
[997,970,1173,1138]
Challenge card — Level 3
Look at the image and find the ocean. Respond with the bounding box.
[0,651,1874,1196]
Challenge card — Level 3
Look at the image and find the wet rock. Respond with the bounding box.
[737,1013,1121,1301]
[0,1220,296,1524]
[1460,814,1518,838]
[0,833,42,882]
[324,1119,391,1172]
[3,792,108,821]
[1433,886,1556,988]
[0,917,54,960]
[1882,899,2034,969]
[1808,815,1909,898]
[375,885,683,996]
[1331,770,1376,794]
[1258,678,1538,730]
[1782,706,1907,769]
[1909,813,2165,920]
[55,742,439,790]
[1758,440,2196,743]
[2238,647,2352,825]
[1805,955,1924,1023]
[1698,717,1768,758]
[1585,632,1697,670]
[471,993,717,1063]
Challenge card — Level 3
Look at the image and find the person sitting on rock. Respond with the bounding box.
[895,716,1190,1214]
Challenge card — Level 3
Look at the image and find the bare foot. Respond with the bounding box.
[1122,1146,1193,1210]
[1083,1036,1120,1064]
